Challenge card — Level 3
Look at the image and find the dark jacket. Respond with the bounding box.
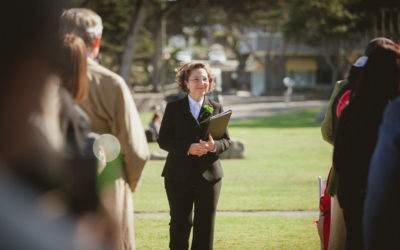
[158,95,231,182]
[363,97,400,249]
[333,101,385,210]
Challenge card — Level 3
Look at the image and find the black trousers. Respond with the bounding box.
[164,176,221,250]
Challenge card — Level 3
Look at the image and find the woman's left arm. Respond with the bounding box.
[211,104,232,155]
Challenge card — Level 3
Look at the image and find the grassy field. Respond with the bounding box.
[135,216,320,249]
[135,108,331,249]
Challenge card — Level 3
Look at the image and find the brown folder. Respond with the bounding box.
[203,109,232,140]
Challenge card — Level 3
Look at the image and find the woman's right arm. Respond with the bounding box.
[157,103,192,156]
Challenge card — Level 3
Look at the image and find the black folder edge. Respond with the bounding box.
[203,109,232,140]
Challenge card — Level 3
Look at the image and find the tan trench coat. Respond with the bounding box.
[80,58,149,250]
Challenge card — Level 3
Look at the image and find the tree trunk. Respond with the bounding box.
[264,33,286,93]
[331,68,338,87]
[151,17,163,92]
[229,27,247,90]
[151,2,181,92]
[322,38,358,86]
[264,33,274,93]
[119,0,149,84]
[320,40,340,87]
[339,39,358,80]
[324,55,338,87]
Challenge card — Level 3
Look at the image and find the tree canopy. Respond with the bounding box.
[283,0,399,85]
[69,0,399,88]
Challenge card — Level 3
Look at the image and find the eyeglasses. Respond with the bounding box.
[188,78,209,83]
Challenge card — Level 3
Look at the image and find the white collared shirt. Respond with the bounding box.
[188,95,204,120]
[186,95,216,154]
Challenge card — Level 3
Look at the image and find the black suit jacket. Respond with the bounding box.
[158,95,231,182]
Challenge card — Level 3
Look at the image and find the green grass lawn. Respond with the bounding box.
[135,108,330,249]
[135,215,320,249]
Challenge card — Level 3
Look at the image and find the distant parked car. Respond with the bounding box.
[176,50,192,62]
[208,50,226,63]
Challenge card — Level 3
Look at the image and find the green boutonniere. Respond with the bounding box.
[203,104,214,114]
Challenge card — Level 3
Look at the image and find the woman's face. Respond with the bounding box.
[185,67,209,101]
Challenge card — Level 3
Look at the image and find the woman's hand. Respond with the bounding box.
[188,143,208,157]
[200,134,216,152]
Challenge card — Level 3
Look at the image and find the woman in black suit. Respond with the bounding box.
[158,62,231,250]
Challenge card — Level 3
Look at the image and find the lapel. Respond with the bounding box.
[198,96,213,124]
[181,95,200,126]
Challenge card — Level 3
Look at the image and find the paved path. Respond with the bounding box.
[135,211,319,218]
[222,95,328,121]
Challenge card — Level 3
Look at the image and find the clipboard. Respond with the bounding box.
[203,109,232,140]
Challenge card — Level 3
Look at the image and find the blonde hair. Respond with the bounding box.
[175,62,215,94]
[59,8,102,51]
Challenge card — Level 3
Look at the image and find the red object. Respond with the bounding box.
[336,90,351,118]
[319,169,332,250]
[92,37,101,50]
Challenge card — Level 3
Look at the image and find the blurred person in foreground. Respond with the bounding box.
[318,55,365,250]
[363,43,400,250]
[57,33,113,216]
[333,41,399,249]
[319,37,393,250]
[59,8,150,250]
[158,62,232,250]
[0,1,112,249]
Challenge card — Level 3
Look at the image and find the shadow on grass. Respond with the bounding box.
[229,108,322,128]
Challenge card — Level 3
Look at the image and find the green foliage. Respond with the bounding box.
[82,0,159,76]
[70,0,399,89]
[135,27,155,57]
[283,0,359,45]
[87,0,136,67]
[71,0,286,87]
[129,61,151,85]
[167,0,284,36]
